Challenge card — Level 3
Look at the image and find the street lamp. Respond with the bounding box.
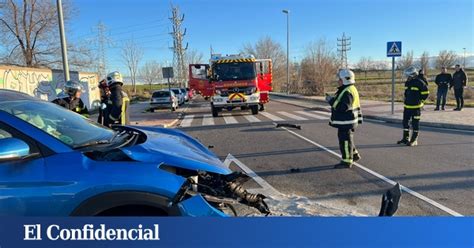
[282,9,290,94]
[56,0,70,81]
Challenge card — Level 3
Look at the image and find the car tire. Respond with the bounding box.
[250,105,259,115]
[211,105,219,117]
[150,108,155,113]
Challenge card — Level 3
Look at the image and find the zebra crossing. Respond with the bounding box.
[179,110,331,127]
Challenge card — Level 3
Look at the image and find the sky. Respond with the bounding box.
[67,0,473,73]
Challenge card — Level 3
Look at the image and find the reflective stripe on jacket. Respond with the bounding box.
[329,84,362,129]
[404,78,429,109]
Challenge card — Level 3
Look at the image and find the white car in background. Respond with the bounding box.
[150,90,179,111]
[171,88,185,105]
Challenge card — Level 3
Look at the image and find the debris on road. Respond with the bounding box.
[276,123,302,129]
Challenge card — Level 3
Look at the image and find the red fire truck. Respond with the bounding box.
[189,54,272,117]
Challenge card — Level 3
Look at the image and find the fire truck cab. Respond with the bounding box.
[189,54,272,117]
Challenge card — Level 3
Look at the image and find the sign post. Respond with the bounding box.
[162,67,174,111]
[387,41,402,115]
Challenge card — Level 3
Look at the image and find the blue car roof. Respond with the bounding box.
[0,89,40,102]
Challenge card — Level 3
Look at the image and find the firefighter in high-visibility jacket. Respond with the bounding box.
[326,69,363,169]
[103,71,130,127]
[397,66,429,146]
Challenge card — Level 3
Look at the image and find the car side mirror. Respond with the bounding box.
[0,138,30,161]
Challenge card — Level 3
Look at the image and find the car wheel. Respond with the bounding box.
[150,108,155,113]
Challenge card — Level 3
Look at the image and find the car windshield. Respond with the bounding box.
[153,91,170,98]
[0,100,114,148]
[214,62,256,81]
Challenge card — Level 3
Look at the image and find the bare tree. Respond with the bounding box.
[300,39,339,95]
[140,60,162,91]
[435,50,458,69]
[355,56,374,83]
[397,51,414,70]
[121,39,143,94]
[241,36,286,91]
[186,49,203,65]
[418,51,430,74]
[0,0,90,69]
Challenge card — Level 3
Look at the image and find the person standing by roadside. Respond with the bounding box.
[326,69,362,169]
[418,69,428,85]
[434,67,452,111]
[397,66,429,146]
[52,80,89,117]
[104,71,130,127]
[451,64,468,111]
[97,79,110,125]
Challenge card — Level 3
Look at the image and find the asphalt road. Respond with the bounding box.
[173,97,473,216]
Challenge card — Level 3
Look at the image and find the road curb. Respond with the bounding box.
[270,93,474,131]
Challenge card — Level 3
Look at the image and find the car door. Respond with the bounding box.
[189,64,214,97]
[0,122,47,216]
[255,59,273,92]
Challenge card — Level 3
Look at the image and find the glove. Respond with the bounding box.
[325,95,334,103]
[101,103,107,110]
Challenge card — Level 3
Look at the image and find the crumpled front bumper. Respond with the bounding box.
[177,195,228,217]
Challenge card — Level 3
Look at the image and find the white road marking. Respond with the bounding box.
[277,124,463,217]
[277,111,308,121]
[223,115,238,124]
[295,111,328,120]
[202,114,215,126]
[180,115,194,127]
[224,154,281,196]
[312,110,331,116]
[260,112,285,121]
[244,115,261,123]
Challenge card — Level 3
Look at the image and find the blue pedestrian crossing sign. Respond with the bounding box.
[387,41,402,57]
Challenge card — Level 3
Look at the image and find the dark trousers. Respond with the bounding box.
[403,108,421,131]
[436,87,448,109]
[338,128,358,164]
[454,88,464,109]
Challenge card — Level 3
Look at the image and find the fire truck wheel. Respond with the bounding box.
[250,105,259,115]
[212,105,219,117]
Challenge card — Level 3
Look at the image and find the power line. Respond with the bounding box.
[337,32,351,69]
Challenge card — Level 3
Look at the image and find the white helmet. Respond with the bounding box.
[106,71,123,86]
[338,69,355,85]
[64,80,83,96]
[403,66,418,79]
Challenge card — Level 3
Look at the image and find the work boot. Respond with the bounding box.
[259,105,265,111]
[441,106,445,111]
[334,161,352,169]
[353,153,361,162]
[397,130,410,145]
[407,131,418,147]
[434,107,439,111]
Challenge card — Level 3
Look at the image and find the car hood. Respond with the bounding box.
[121,126,231,175]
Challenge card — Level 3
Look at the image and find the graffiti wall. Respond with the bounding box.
[0,65,100,109]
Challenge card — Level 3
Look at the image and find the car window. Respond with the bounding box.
[152,91,170,98]
[0,100,114,148]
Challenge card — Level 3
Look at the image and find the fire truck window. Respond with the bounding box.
[192,66,207,79]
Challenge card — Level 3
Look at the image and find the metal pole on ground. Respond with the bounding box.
[282,9,290,95]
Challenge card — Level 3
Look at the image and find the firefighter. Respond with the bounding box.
[326,69,362,169]
[97,79,110,125]
[397,66,429,146]
[103,71,130,127]
[52,80,89,117]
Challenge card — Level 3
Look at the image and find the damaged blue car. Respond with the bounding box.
[0,90,269,216]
